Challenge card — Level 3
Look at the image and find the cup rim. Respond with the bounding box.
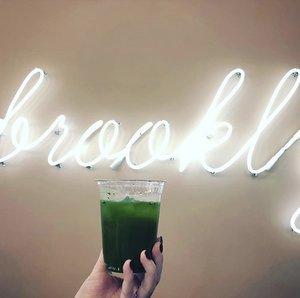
[95,179,166,183]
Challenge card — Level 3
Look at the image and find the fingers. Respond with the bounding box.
[152,237,163,281]
[137,250,158,297]
[75,250,109,297]
[91,250,106,275]
[120,260,135,298]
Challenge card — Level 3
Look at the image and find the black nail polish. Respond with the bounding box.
[145,249,153,260]
[160,242,163,253]
[157,236,163,244]
[129,260,135,271]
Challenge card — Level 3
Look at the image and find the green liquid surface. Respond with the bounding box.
[100,197,160,273]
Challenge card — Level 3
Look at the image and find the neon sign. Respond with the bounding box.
[0,67,299,175]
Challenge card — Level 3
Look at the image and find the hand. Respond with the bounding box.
[75,237,163,298]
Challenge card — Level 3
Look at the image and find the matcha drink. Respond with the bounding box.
[97,180,165,277]
[101,197,160,273]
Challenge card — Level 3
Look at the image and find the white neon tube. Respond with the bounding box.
[110,122,154,170]
[75,120,104,167]
[176,68,245,172]
[247,69,300,175]
[290,208,300,234]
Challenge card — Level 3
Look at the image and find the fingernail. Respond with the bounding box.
[145,249,153,260]
[157,236,163,244]
[157,236,163,253]
[160,242,163,253]
[129,260,135,271]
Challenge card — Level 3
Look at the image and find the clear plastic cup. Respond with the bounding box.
[96,179,165,278]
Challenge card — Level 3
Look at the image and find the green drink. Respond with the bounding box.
[101,197,160,273]
[97,180,165,277]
